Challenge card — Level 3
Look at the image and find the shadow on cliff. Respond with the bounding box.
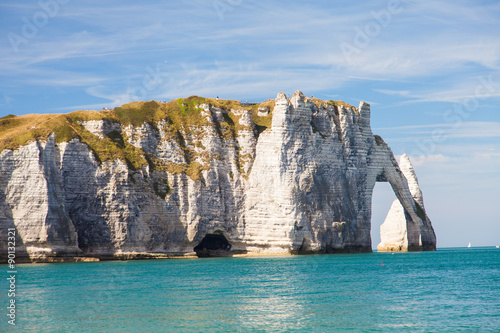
[61,142,113,256]
[136,171,189,255]
[40,140,82,257]
[289,167,367,255]
[0,186,30,263]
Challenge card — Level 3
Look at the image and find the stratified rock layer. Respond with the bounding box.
[0,92,436,262]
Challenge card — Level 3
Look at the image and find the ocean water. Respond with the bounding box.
[2,247,499,332]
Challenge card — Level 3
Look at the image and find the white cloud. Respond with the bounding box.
[407,154,451,167]
[375,121,500,140]
[1,0,499,110]
[375,73,500,103]
[406,143,500,180]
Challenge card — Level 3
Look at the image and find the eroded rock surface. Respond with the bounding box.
[0,92,436,262]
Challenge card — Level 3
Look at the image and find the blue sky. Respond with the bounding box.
[1,0,499,247]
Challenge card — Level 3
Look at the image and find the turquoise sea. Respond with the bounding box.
[2,247,499,332]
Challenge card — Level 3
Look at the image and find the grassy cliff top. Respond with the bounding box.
[0,97,276,151]
[0,95,352,170]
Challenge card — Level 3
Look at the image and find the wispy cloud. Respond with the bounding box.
[374,73,500,104]
[1,0,500,114]
[375,121,500,138]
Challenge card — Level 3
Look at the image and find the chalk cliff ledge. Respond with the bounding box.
[0,91,436,262]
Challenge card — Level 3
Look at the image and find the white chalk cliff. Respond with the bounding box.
[0,91,436,262]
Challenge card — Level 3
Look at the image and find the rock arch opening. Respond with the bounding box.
[194,232,232,258]
[371,182,396,251]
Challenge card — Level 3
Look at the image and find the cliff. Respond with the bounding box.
[0,91,436,262]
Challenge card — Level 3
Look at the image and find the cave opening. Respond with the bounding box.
[194,233,232,258]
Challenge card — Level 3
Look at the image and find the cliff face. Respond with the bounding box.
[0,91,436,261]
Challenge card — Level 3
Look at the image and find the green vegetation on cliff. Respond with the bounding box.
[328,100,355,109]
[0,95,352,180]
[0,97,278,180]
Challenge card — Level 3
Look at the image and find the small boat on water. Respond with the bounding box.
[467,242,471,248]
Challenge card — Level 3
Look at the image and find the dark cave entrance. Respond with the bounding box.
[194,233,232,258]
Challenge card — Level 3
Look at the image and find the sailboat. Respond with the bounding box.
[467,242,471,248]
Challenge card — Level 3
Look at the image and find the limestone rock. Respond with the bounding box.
[80,120,121,139]
[0,92,436,262]
[257,107,270,116]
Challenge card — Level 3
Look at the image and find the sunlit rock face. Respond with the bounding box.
[0,91,436,262]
